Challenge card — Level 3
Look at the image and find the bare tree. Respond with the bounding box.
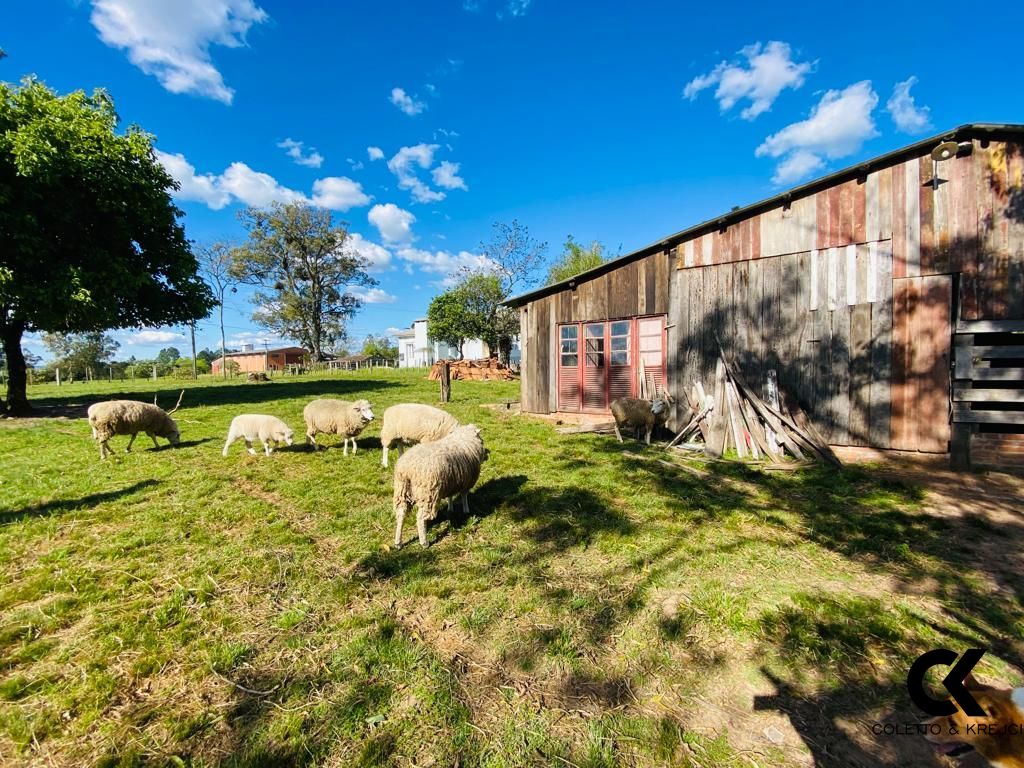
[477,220,548,297]
[198,242,240,379]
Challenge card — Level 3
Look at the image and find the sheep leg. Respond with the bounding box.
[222,434,234,457]
[149,433,159,449]
[614,423,624,443]
[447,497,454,516]
[351,439,358,454]
[393,504,406,548]
[245,439,256,456]
[125,433,137,453]
[417,507,431,548]
[99,439,109,460]
[645,426,652,445]
[263,441,273,456]
[381,443,389,468]
[462,493,470,517]
[306,430,319,450]
[343,438,348,456]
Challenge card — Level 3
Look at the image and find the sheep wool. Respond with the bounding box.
[380,403,460,468]
[610,394,671,445]
[87,400,181,460]
[392,424,488,548]
[303,398,374,455]
[223,414,295,457]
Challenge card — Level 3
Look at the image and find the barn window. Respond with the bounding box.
[609,321,630,365]
[559,325,578,367]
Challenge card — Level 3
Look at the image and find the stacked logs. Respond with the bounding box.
[428,358,515,382]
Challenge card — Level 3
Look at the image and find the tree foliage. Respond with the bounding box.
[427,290,475,359]
[230,203,375,361]
[0,78,213,412]
[42,332,119,379]
[361,334,398,362]
[427,274,519,363]
[545,236,609,285]
[156,347,181,365]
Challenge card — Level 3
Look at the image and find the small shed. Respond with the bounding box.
[212,346,308,375]
[505,124,1024,470]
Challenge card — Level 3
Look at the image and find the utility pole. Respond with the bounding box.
[263,341,269,374]
[189,323,198,380]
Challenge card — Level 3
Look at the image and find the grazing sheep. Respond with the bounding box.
[392,424,488,548]
[379,403,460,468]
[87,394,183,460]
[610,393,673,445]
[303,398,374,455]
[222,414,295,457]
[247,371,269,382]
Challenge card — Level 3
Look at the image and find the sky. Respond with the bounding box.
[6,0,1024,362]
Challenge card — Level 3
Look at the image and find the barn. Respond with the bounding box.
[504,124,1024,470]
[211,346,308,375]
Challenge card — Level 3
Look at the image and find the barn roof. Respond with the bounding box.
[218,346,308,358]
[503,123,1024,308]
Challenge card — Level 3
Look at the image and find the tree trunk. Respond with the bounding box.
[1,319,30,415]
[219,301,227,379]
[190,323,198,380]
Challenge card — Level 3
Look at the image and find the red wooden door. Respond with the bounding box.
[608,320,633,402]
[558,324,581,411]
[891,275,952,452]
[583,322,608,411]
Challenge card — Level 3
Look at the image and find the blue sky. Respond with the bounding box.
[6,0,1024,361]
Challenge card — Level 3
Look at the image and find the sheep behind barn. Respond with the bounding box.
[379,403,460,468]
[392,424,488,548]
[87,397,182,460]
[610,393,672,445]
[303,398,374,455]
[223,414,295,457]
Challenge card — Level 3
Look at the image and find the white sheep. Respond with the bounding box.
[392,424,488,548]
[303,398,374,455]
[222,414,295,457]
[379,403,460,468]
[87,393,183,460]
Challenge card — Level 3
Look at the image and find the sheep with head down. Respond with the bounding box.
[222,414,295,457]
[392,424,488,548]
[87,391,183,460]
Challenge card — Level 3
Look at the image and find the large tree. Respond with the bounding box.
[545,236,609,285]
[427,274,519,364]
[42,332,119,380]
[198,242,241,378]
[361,334,398,363]
[427,290,473,359]
[231,203,376,361]
[0,79,213,413]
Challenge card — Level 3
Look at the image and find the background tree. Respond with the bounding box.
[156,347,181,365]
[230,203,376,361]
[42,332,119,380]
[427,291,473,359]
[545,236,609,285]
[198,242,241,378]
[361,335,398,363]
[0,79,213,413]
[476,220,548,297]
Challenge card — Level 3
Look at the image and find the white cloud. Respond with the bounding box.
[346,285,397,304]
[396,246,496,275]
[683,41,812,120]
[387,143,449,203]
[390,87,426,116]
[887,76,932,135]
[278,138,324,168]
[157,150,371,211]
[432,160,468,190]
[155,149,232,209]
[756,80,879,184]
[503,0,532,17]
[228,331,287,347]
[367,146,385,161]
[384,326,407,337]
[90,0,267,104]
[220,162,306,207]
[346,232,392,271]
[369,203,416,244]
[125,330,185,345]
[310,176,371,210]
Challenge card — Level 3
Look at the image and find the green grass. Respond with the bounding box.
[1,369,1021,767]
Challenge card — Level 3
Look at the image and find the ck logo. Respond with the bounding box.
[906,648,987,717]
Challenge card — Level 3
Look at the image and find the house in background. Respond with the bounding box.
[394,319,519,368]
[505,124,1024,472]
[212,345,308,375]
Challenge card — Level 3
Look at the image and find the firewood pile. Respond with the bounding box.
[670,346,841,467]
[427,358,516,382]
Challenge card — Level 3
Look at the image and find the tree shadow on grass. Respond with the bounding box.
[19,378,402,420]
[0,479,160,525]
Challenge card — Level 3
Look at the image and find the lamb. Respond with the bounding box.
[379,403,460,468]
[87,394,183,460]
[303,398,374,455]
[392,424,488,548]
[222,414,295,457]
[610,393,673,445]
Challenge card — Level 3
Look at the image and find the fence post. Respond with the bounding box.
[56,367,61,386]
[152,364,157,381]
[439,361,451,403]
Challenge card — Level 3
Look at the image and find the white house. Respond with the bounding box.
[394,319,518,368]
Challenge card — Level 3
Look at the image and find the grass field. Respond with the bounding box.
[1,369,1021,767]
